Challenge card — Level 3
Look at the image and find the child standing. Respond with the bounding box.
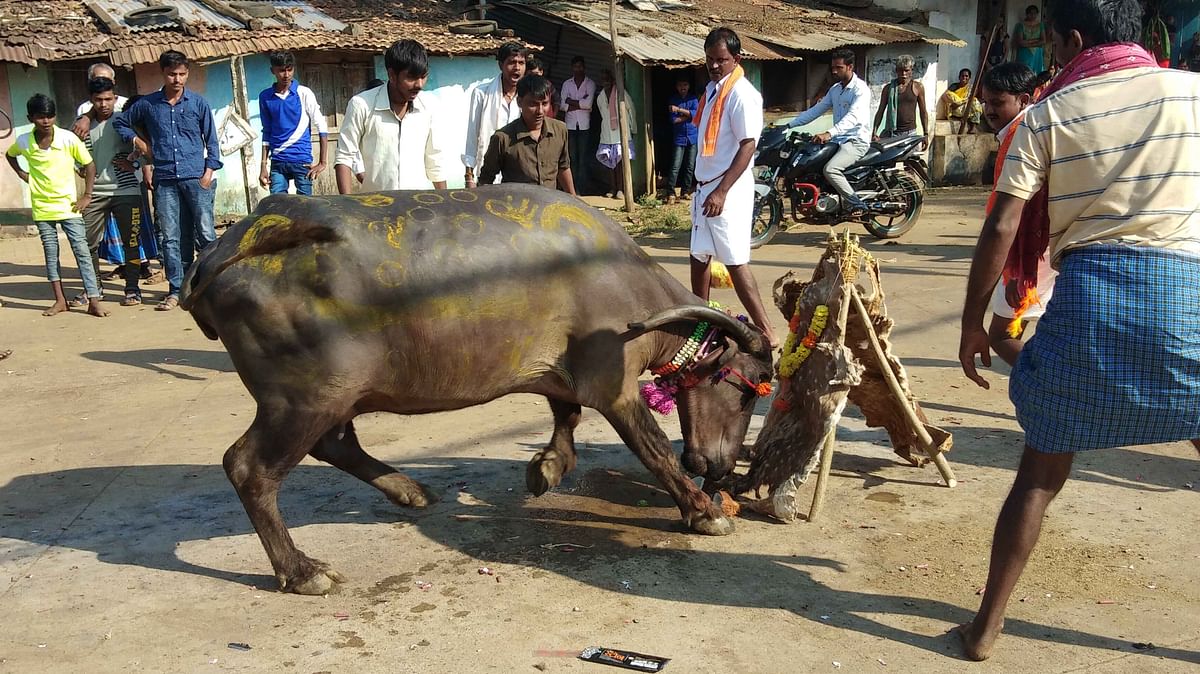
[978,62,1052,364]
[5,94,107,317]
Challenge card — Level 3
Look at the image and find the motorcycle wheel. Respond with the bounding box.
[750,190,782,249]
[863,169,924,239]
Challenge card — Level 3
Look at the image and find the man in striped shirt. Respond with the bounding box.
[958,0,1200,660]
[81,76,145,305]
[258,51,328,195]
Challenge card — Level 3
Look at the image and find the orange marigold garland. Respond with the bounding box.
[778,304,829,378]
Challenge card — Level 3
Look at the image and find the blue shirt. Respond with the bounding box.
[258,80,327,164]
[114,88,222,183]
[670,93,699,146]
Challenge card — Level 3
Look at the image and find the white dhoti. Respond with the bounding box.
[690,169,754,266]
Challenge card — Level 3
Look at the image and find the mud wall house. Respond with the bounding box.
[0,0,536,226]
[488,0,963,196]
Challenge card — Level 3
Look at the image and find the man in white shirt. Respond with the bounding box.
[464,42,527,188]
[335,40,448,193]
[689,27,778,348]
[787,48,871,213]
[71,63,128,139]
[559,55,596,191]
[595,69,636,200]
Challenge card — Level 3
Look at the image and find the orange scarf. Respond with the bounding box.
[694,65,744,157]
[986,110,1027,216]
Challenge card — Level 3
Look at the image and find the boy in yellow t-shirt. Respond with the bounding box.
[5,94,107,317]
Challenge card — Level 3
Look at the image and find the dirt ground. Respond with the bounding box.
[0,188,1197,673]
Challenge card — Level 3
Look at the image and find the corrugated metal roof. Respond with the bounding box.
[495,0,965,65]
[90,0,178,32]
[495,1,797,65]
[167,0,243,29]
[269,0,345,31]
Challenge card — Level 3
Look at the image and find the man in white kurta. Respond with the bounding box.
[463,43,527,187]
[689,27,777,347]
[334,40,448,192]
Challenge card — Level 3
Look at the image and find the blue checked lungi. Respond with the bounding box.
[1010,244,1200,453]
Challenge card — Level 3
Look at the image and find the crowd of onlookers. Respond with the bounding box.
[4,38,709,317]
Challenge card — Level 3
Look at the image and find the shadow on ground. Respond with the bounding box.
[1,452,1195,665]
[82,348,235,380]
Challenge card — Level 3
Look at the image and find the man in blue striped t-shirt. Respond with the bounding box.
[258,51,328,195]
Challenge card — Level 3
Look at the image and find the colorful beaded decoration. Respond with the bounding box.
[651,321,710,377]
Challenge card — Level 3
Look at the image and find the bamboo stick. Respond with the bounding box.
[807,283,855,522]
[849,287,957,488]
[807,427,838,523]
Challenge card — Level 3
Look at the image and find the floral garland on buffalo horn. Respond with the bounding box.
[640,302,773,416]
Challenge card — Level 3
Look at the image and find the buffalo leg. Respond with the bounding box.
[601,398,734,536]
[527,398,582,496]
[223,407,345,595]
[310,420,438,508]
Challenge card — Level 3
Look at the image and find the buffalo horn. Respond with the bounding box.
[628,305,767,358]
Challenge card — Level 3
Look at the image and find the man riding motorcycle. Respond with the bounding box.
[782,48,871,215]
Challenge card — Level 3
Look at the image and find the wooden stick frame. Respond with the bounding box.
[806,284,957,523]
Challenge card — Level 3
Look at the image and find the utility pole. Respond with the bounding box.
[609,0,636,212]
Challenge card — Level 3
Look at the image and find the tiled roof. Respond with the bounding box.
[0,0,529,65]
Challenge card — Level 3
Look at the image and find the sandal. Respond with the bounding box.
[69,292,89,307]
[155,294,179,311]
[122,292,142,307]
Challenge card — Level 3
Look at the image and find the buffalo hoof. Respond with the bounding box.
[526,449,568,496]
[279,560,346,595]
[685,511,736,536]
[377,473,438,508]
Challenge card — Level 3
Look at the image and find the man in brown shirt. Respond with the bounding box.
[479,75,576,194]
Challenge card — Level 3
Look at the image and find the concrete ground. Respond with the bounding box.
[0,188,1197,673]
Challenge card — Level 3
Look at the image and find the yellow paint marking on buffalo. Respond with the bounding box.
[451,212,486,235]
[240,253,284,276]
[540,202,608,249]
[485,196,538,230]
[414,192,445,205]
[347,193,395,208]
[376,260,406,287]
[449,190,478,203]
[239,214,293,254]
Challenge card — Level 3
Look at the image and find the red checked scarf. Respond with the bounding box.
[1002,43,1158,320]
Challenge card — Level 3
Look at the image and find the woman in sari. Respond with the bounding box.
[1011,4,1047,72]
[939,68,984,131]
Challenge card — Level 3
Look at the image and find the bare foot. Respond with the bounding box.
[42,302,70,317]
[955,620,1002,662]
[87,299,110,318]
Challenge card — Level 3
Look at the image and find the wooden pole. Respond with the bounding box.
[609,0,636,212]
[230,56,255,214]
[848,287,957,488]
[959,23,1000,135]
[808,282,855,523]
[807,427,838,523]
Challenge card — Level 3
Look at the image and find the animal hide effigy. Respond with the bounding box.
[728,235,953,522]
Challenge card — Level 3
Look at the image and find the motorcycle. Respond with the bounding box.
[750,126,929,247]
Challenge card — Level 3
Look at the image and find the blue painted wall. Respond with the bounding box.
[3,54,532,216]
[371,55,498,189]
[2,64,54,213]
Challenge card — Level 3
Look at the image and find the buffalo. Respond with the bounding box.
[183,185,772,594]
